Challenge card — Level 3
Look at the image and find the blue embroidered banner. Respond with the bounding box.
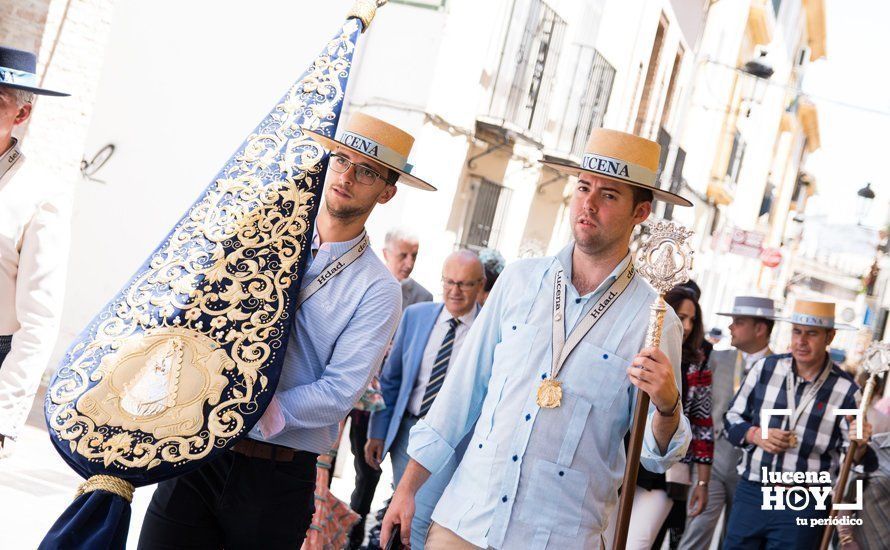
[40,4,378,547]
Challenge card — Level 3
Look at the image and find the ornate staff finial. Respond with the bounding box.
[613,219,695,550]
[636,220,695,295]
[862,342,890,377]
[859,341,890,414]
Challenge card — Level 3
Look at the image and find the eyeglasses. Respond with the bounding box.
[442,278,482,291]
[329,153,388,186]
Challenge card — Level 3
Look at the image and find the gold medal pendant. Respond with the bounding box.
[788,433,799,448]
[536,379,563,408]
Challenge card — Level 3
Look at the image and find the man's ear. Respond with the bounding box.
[14,103,32,126]
[377,183,397,205]
[633,199,652,224]
[825,329,837,347]
[755,322,767,340]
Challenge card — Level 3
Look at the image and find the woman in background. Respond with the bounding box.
[622,285,714,549]
[476,248,505,306]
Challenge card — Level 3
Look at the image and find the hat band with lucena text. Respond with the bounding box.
[0,66,38,88]
[339,130,409,172]
[790,312,835,328]
[580,153,656,187]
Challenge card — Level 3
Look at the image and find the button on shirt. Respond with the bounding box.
[249,230,401,454]
[408,243,690,550]
[407,307,478,416]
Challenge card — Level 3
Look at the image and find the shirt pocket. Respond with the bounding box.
[491,321,538,379]
[518,458,589,536]
[452,434,498,499]
[570,341,629,410]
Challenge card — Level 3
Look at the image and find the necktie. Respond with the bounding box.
[419,318,460,417]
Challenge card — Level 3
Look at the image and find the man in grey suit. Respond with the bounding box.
[348,228,433,548]
[679,296,778,550]
[384,228,433,306]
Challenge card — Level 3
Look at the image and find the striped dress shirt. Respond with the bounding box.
[724,353,878,482]
[249,230,402,454]
[408,307,477,416]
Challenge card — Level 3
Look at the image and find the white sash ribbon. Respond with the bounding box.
[785,358,832,431]
[549,256,635,380]
[296,232,370,309]
[0,139,23,182]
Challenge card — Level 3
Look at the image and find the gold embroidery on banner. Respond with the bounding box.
[46,19,362,471]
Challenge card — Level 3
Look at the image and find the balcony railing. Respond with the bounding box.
[553,45,615,157]
[485,0,566,140]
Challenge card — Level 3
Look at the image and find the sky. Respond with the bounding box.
[803,0,890,229]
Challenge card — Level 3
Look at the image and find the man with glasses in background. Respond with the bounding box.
[366,250,485,549]
[347,228,433,549]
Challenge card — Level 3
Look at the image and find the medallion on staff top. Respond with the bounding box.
[860,341,890,411]
[636,221,694,347]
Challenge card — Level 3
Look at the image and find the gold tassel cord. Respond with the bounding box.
[348,0,380,31]
[75,475,135,503]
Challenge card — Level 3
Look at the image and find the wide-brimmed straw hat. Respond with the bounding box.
[540,128,691,206]
[303,112,435,191]
[782,299,855,330]
[716,296,781,320]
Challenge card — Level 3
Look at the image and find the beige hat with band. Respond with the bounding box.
[540,128,692,207]
[781,299,855,330]
[303,112,436,191]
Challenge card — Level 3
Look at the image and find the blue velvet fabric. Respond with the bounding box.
[40,13,367,550]
[39,492,131,550]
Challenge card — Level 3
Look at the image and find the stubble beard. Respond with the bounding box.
[324,189,374,222]
[572,224,624,258]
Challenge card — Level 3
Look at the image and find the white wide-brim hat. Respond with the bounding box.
[716,296,781,320]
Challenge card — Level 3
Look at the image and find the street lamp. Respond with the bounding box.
[739,51,774,116]
[857,183,875,225]
[742,51,775,79]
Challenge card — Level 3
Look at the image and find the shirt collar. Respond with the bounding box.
[556,242,632,300]
[1,138,17,158]
[791,354,833,383]
[438,304,478,326]
[743,345,771,363]
[311,227,367,258]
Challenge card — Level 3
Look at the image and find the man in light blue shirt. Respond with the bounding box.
[366,250,485,548]
[382,129,693,550]
[139,113,436,549]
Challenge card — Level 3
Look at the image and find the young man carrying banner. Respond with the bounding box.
[139,113,436,548]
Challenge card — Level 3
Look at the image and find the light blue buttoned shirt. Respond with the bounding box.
[249,230,402,454]
[408,243,690,549]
